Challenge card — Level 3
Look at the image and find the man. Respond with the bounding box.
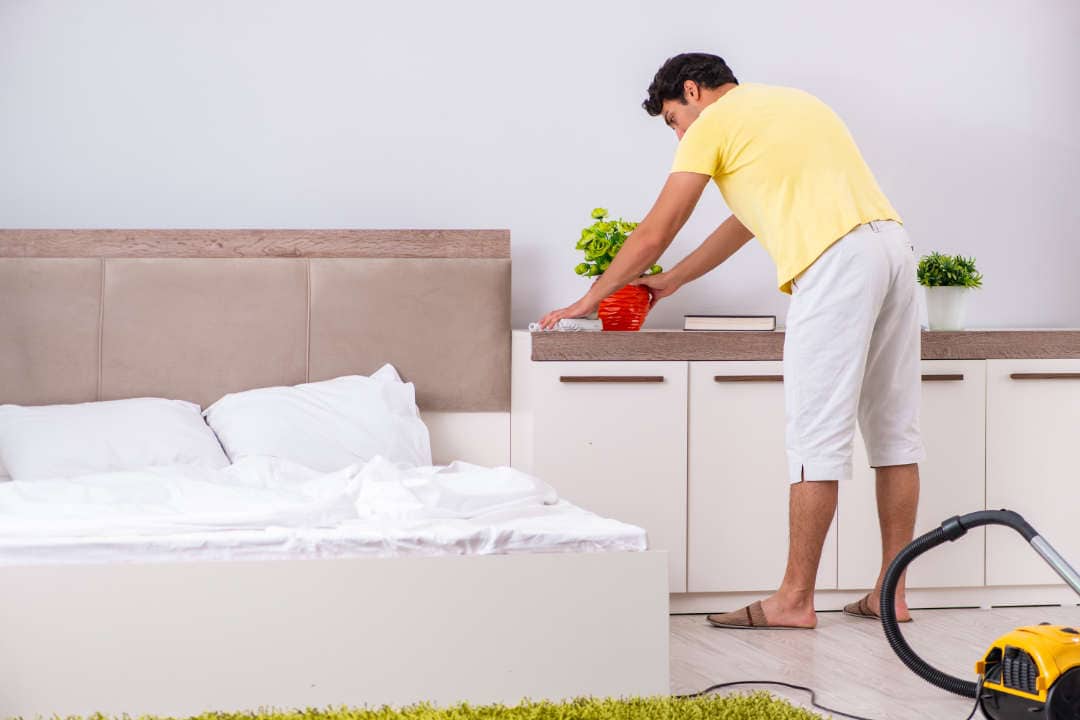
[539,53,923,629]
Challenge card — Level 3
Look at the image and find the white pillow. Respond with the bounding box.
[0,398,230,482]
[204,364,432,472]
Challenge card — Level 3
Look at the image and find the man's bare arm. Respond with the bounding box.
[630,214,753,306]
[667,214,754,285]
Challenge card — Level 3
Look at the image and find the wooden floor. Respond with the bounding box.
[670,605,1080,720]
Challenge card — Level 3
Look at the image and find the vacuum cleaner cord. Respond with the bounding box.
[677,679,878,719]
[679,676,983,720]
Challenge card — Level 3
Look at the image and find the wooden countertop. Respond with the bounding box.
[528,329,1080,362]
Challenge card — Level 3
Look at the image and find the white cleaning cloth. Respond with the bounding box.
[528,318,602,332]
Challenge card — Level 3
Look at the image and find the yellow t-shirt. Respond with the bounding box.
[671,83,901,293]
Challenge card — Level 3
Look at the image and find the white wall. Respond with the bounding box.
[2,0,1078,329]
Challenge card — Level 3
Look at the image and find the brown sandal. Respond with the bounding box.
[706,600,812,630]
[842,593,912,623]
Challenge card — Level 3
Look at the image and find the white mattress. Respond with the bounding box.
[0,456,646,566]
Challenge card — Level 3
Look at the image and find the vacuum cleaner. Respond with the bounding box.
[881,510,1080,720]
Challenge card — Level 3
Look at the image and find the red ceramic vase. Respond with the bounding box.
[598,284,651,331]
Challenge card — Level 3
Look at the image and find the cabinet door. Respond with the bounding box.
[530,361,688,592]
[838,361,986,589]
[687,361,837,593]
[987,360,1080,586]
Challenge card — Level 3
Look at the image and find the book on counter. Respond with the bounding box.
[683,314,777,332]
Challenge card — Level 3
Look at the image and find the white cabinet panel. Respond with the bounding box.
[839,361,986,589]
[987,360,1080,586]
[528,359,688,592]
[687,361,837,593]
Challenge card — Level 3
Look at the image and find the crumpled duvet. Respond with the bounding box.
[0,456,559,538]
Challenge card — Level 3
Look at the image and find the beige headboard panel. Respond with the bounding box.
[0,230,510,412]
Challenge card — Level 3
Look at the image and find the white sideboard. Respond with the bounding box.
[511,330,1080,611]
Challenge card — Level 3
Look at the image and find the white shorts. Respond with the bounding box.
[784,220,925,484]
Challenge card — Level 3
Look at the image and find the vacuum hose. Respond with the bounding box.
[879,510,1040,698]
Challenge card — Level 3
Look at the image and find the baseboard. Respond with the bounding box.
[670,585,1080,614]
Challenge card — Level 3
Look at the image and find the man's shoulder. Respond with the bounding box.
[712,83,835,126]
[729,82,820,105]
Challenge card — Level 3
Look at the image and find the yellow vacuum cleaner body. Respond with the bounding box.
[977,625,1080,720]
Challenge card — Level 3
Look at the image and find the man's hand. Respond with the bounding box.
[631,271,683,309]
[538,293,601,330]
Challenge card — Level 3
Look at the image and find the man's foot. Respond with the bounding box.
[870,590,912,622]
[760,592,818,628]
[706,598,815,630]
[843,592,912,622]
[707,593,818,629]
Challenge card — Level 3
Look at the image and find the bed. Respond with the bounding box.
[0,229,669,717]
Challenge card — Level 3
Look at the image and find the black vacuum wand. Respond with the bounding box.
[880,510,1080,717]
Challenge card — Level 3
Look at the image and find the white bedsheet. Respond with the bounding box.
[0,457,646,565]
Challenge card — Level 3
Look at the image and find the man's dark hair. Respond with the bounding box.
[643,53,738,116]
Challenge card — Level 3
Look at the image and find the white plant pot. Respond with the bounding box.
[924,286,973,330]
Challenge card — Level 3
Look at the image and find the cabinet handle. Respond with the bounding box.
[559,375,665,384]
[922,374,965,382]
[1010,373,1080,381]
[713,375,784,383]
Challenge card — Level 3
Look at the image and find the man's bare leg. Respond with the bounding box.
[759,476,838,628]
[866,463,919,621]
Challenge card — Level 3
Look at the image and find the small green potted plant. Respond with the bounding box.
[917,252,983,330]
[574,208,661,331]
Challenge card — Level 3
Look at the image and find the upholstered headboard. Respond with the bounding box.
[0,229,511,464]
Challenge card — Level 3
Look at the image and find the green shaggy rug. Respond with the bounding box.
[78,693,823,720]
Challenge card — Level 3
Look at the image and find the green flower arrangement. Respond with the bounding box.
[573,208,661,278]
[917,252,983,288]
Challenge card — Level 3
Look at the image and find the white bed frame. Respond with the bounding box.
[1,550,668,717]
[0,229,670,716]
